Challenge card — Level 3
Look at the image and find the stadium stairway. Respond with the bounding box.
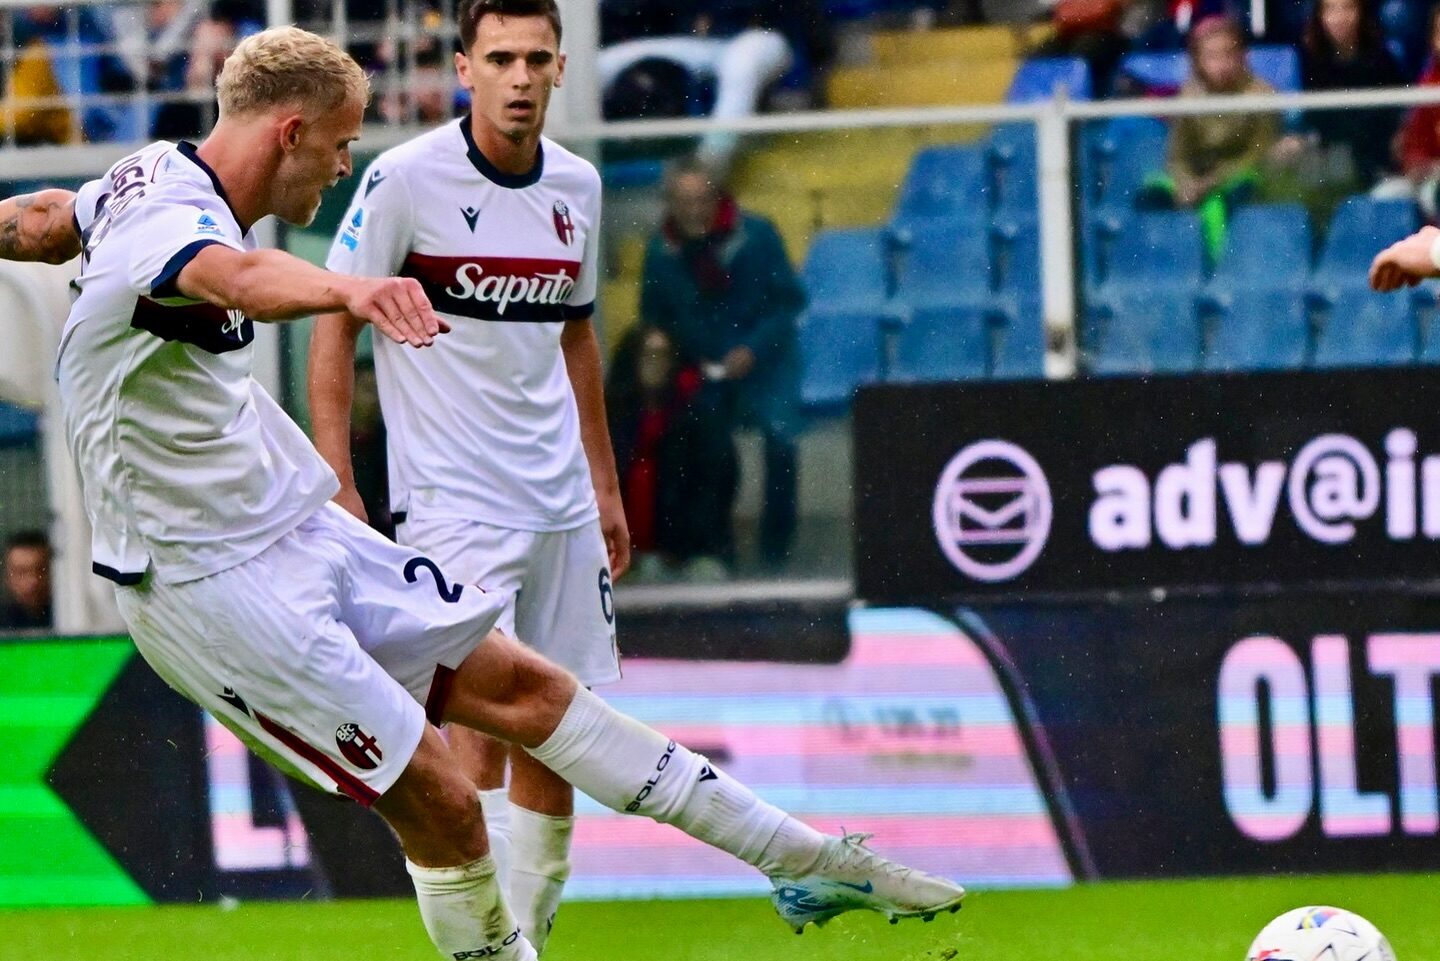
[827,26,1048,109]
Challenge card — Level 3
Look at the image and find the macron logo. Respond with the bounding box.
[364,169,386,197]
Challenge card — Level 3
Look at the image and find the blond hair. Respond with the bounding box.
[216,26,370,118]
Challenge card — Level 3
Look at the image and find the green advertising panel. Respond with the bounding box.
[0,638,148,907]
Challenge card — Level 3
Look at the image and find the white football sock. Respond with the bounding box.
[405,854,536,961]
[508,805,573,955]
[526,687,825,876]
[478,787,514,898]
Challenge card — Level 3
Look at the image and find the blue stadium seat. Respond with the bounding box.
[992,214,1040,295]
[896,218,994,300]
[798,306,888,408]
[1316,196,1418,277]
[992,294,1046,379]
[1310,286,1417,367]
[1248,46,1302,93]
[1094,210,1204,292]
[1081,118,1169,217]
[1117,46,1300,94]
[1212,204,1312,288]
[1006,57,1092,103]
[804,227,892,304]
[798,227,894,410]
[891,144,992,238]
[1089,289,1202,375]
[1116,50,1186,94]
[888,302,993,383]
[989,125,1038,216]
[1201,288,1309,371]
[1416,284,1440,362]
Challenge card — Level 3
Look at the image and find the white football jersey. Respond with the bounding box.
[58,140,338,585]
[325,120,600,532]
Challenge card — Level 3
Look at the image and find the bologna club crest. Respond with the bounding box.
[552,200,575,245]
[335,722,383,770]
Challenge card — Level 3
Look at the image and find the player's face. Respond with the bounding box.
[456,14,564,143]
[273,95,365,227]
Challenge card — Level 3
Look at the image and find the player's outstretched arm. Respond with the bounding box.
[0,190,80,264]
[1371,225,1440,292]
[176,244,449,346]
[308,310,369,521]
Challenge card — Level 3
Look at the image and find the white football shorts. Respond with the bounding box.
[114,502,509,806]
[397,513,620,687]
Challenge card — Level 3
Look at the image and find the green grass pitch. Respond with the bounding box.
[6,873,1438,961]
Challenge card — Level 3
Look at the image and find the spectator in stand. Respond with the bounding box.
[376,9,454,125]
[1032,0,1132,97]
[0,530,51,631]
[599,0,834,169]
[1,4,134,144]
[1374,5,1440,215]
[640,157,806,569]
[607,325,737,579]
[1138,16,1278,261]
[1276,0,1407,188]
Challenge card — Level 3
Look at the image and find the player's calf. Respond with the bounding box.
[376,728,537,961]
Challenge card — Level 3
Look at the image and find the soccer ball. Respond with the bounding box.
[1245,906,1395,961]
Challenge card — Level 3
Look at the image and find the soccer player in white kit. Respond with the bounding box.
[311,1,625,949]
[0,25,965,961]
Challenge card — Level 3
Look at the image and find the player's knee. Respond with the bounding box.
[377,731,488,864]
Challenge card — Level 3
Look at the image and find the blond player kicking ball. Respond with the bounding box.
[310,1,625,950]
[1,24,963,961]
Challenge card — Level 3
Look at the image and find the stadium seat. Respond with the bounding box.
[1005,57,1092,103]
[1081,117,1169,217]
[1201,287,1309,371]
[798,306,889,409]
[1310,286,1417,367]
[1212,204,1312,288]
[992,294,1046,379]
[989,125,1038,216]
[1088,288,1202,375]
[1315,196,1418,277]
[888,302,993,383]
[1416,284,1440,362]
[804,226,892,304]
[1117,46,1300,95]
[895,218,994,300]
[1094,210,1204,292]
[992,214,1040,295]
[890,144,992,238]
[798,227,895,410]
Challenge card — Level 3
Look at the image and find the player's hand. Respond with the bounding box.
[345,277,451,348]
[332,483,368,524]
[1370,225,1440,292]
[598,488,631,580]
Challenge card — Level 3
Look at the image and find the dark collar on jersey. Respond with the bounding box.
[460,116,544,189]
[176,140,248,233]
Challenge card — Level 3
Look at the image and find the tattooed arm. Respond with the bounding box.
[0,190,81,264]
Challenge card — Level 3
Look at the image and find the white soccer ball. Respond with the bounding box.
[1245,906,1395,961]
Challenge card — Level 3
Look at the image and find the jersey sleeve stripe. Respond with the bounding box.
[562,302,595,320]
[150,237,226,299]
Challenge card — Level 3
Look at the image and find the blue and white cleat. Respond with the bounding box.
[769,833,966,934]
